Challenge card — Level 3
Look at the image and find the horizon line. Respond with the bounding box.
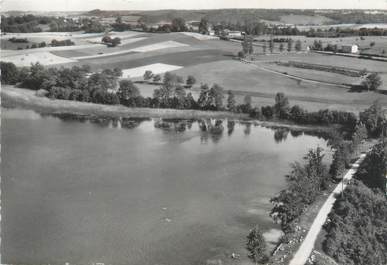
[2,7,387,12]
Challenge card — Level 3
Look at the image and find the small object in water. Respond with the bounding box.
[230,253,240,259]
[164,218,171,222]
[162,207,167,210]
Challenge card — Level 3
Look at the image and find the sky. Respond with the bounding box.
[2,0,387,11]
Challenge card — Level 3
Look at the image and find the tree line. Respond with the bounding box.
[1,62,385,137]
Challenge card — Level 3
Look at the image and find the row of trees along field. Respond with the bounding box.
[1,61,385,136]
[239,36,302,58]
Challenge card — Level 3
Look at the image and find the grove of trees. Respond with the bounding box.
[323,181,387,265]
[271,147,330,233]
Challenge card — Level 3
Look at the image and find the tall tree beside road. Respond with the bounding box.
[242,35,254,55]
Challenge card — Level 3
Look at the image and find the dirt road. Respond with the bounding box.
[288,153,367,265]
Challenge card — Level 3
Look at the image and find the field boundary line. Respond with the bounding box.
[240,59,351,88]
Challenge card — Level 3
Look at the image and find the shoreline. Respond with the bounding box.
[1,86,335,133]
[1,86,249,120]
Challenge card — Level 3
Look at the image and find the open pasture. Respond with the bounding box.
[171,59,387,111]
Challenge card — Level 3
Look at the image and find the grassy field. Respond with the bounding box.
[172,59,387,112]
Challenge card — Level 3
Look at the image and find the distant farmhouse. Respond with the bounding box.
[223,29,245,38]
[187,21,200,32]
[341,44,359,54]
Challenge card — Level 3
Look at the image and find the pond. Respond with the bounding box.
[1,108,330,265]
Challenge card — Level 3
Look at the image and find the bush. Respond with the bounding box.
[361,72,382,91]
[152,74,161,82]
[51,39,74,47]
[246,226,268,264]
[186,75,196,86]
[143,70,153,81]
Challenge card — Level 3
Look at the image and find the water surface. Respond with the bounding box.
[2,108,329,265]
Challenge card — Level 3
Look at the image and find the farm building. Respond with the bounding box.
[187,21,200,32]
[223,29,244,38]
[341,44,359,54]
[228,31,244,38]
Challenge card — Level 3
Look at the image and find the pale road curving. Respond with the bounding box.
[240,59,351,88]
[288,153,367,265]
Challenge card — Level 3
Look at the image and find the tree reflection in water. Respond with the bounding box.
[290,129,303,138]
[200,119,224,144]
[227,120,235,136]
[273,128,290,143]
[243,122,252,136]
[45,113,327,146]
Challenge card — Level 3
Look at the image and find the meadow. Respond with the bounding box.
[2,30,387,113]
